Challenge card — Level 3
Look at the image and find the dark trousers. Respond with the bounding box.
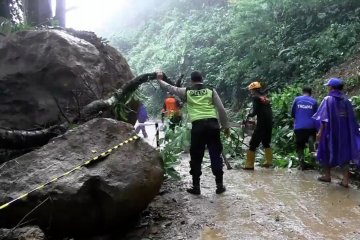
[249,123,272,151]
[189,118,223,179]
[294,129,316,151]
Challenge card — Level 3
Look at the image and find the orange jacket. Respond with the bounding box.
[162,97,181,117]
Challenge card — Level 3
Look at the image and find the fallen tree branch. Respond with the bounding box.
[0,125,68,149]
[0,72,176,150]
[74,72,175,122]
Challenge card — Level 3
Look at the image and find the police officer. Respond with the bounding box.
[243,81,273,170]
[156,71,230,195]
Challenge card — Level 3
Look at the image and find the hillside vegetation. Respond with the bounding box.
[111,0,360,107]
[110,0,360,169]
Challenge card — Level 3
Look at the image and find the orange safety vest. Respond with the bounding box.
[162,97,181,117]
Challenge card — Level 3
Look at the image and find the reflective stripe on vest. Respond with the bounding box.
[186,87,217,122]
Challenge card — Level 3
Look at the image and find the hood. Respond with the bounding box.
[329,90,345,99]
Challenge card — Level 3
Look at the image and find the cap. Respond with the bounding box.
[324,78,343,87]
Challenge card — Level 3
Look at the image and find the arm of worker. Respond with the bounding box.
[156,73,186,99]
[291,99,296,118]
[212,89,230,129]
[313,101,318,113]
[162,102,167,112]
[316,122,326,142]
[247,97,259,118]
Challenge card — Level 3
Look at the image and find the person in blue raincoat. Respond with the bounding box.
[135,103,149,138]
[313,78,360,187]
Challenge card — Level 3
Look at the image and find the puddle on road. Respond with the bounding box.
[201,227,225,240]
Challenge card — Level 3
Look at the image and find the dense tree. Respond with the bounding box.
[22,0,52,26]
[0,0,23,23]
[1,0,67,28]
[111,0,360,110]
[0,0,11,18]
[54,0,65,27]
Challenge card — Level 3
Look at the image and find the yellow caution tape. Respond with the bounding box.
[0,135,139,211]
[0,203,9,210]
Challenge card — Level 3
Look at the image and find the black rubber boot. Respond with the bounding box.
[215,175,226,194]
[187,177,201,195]
[297,150,305,170]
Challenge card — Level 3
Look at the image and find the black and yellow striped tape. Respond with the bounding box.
[0,135,140,211]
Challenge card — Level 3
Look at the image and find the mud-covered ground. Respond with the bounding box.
[124,156,360,240]
[123,123,360,240]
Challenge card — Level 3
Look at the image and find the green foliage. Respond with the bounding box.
[350,95,360,120]
[69,123,79,129]
[273,154,292,168]
[271,86,301,154]
[10,22,32,32]
[109,0,360,170]
[221,127,246,159]
[111,0,360,108]
[114,90,144,121]
[269,86,321,169]
[275,149,320,169]
[159,121,191,179]
[224,85,321,169]
[0,17,32,35]
[345,76,360,92]
[140,83,167,117]
[303,148,319,169]
[0,13,63,36]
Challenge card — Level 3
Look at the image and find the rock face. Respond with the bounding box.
[0,29,134,129]
[0,226,45,240]
[0,118,164,236]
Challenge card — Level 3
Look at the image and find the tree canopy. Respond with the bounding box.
[111,0,360,108]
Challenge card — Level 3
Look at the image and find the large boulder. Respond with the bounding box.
[0,118,164,236]
[0,226,45,240]
[0,29,134,129]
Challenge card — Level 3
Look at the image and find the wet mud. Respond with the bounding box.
[125,124,360,240]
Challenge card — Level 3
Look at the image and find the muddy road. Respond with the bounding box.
[125,123,360,240]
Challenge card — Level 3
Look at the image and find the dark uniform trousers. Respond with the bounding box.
[249,122,272,151]
[189,118,223,180]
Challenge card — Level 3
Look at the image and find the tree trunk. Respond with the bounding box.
[0,124,68,149]
[23,0,52,26]
[0,0,11,18]
[55,0,65,27]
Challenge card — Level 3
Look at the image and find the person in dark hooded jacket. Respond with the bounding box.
[243,81,273,170]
